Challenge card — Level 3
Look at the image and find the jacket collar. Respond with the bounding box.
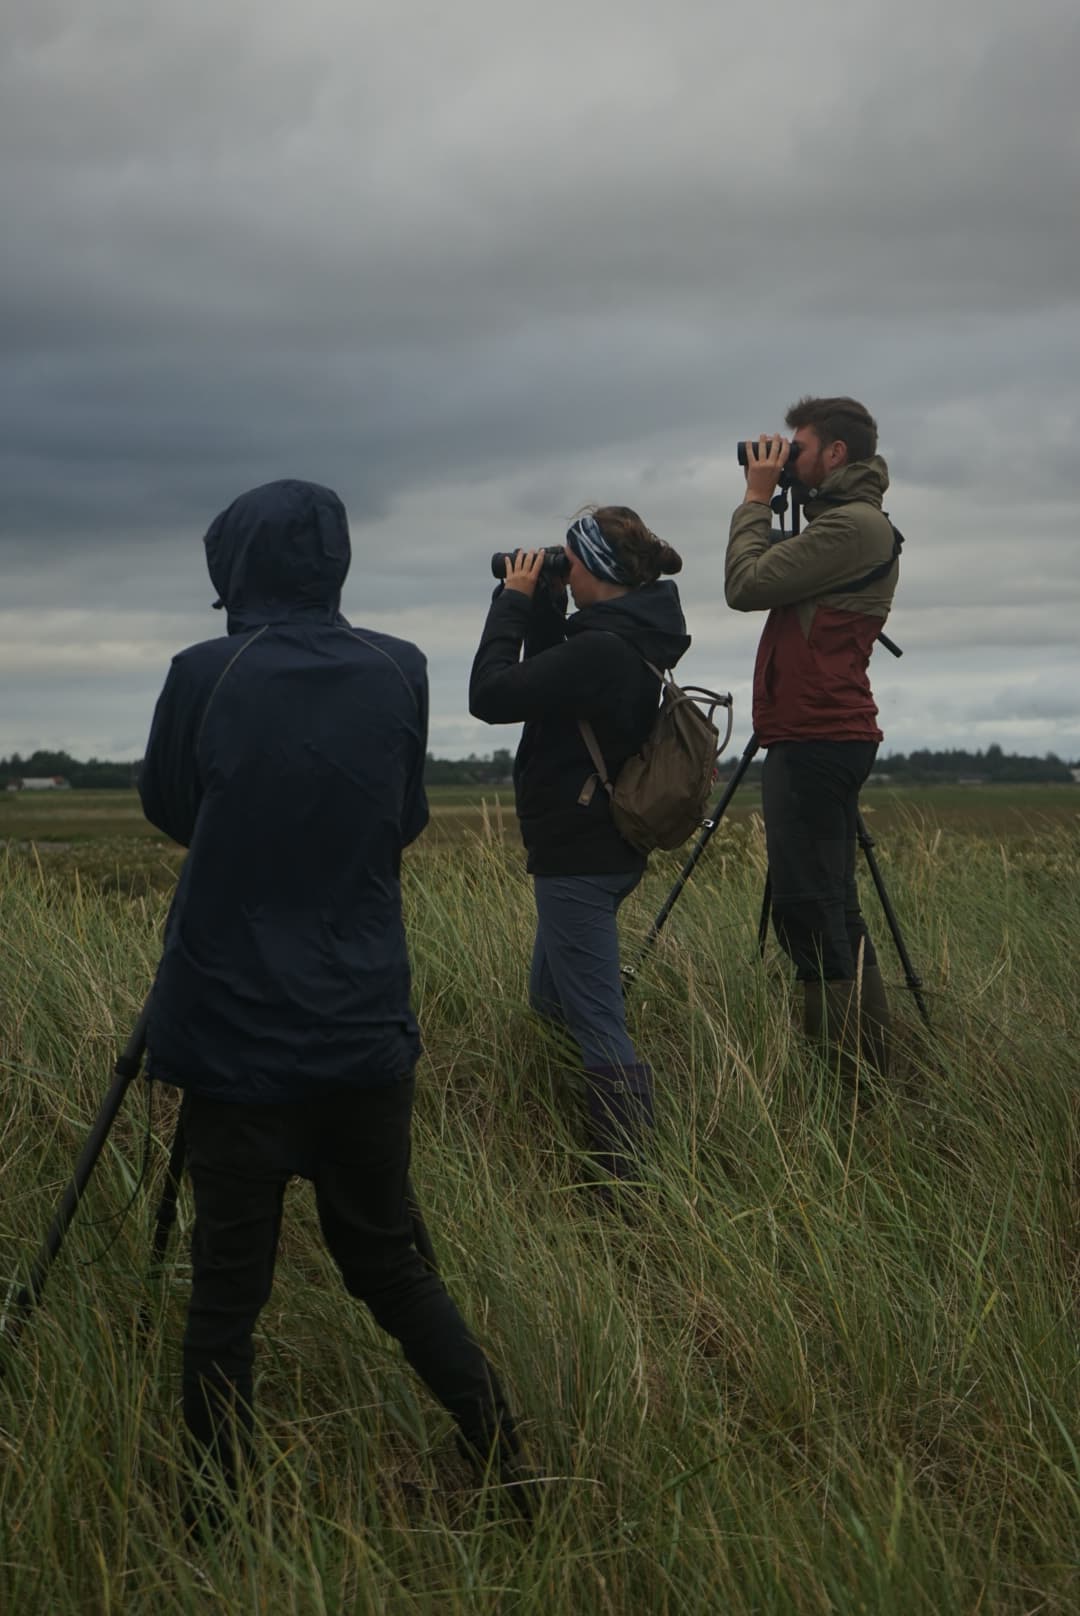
[804,455,890,516]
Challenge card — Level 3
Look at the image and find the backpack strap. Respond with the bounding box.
[575,633,658,807]
[676,684,735,752]
[820,521,904,596]
[577,719,612,807]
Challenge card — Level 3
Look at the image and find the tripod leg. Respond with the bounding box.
[1,1003,150,1364]
[856,811,932,1027]
[757,872,772,957]
[135,1113,188,1341]
[624,733,761,984]
[149,1116,187,1271]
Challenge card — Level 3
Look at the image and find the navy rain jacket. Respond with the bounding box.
[139,479,429,1103]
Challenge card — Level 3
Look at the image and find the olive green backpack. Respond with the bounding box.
[577,655,733,854]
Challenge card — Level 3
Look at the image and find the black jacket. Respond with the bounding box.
[469,580,690,875]
[139,479,428,1103]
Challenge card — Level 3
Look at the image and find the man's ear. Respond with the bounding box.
[826,438,849,471]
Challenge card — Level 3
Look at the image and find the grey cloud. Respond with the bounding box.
[967,693,1080,724]
[3,0,1079,758]
[8,3,1078,320]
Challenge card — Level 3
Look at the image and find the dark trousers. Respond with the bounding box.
[761,740,879,982]
[180,1076,511,1484]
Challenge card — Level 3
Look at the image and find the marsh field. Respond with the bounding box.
[1,787,1077,1613]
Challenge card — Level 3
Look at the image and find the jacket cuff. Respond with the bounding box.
[728,501,773,544]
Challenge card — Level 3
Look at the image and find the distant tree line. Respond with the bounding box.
[868,745,1076,785]
[714,744,1077,787]
[0,747,518,792]
[0,750,141,790]
[1,743,1075,792]
[422,750,515,785]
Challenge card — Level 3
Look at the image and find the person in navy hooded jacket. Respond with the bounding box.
[140,479,531,1517]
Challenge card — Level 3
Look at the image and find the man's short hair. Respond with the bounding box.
[785,396,878,462]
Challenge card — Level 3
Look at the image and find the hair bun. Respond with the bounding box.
[587,504,683,586]
[656,541,683,576]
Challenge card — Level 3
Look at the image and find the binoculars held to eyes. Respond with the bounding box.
[736,438,803,470]
[490,547,571,581]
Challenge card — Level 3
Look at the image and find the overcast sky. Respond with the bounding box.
[4,0,1079,763]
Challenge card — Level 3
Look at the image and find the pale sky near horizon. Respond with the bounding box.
[4,1,1079,762]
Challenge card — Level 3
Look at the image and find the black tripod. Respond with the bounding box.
[623,728,931,1026]
[1,1000,439,1366]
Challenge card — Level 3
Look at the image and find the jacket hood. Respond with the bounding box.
[567,579,691,668]
[205,480,351,627]
[804,455,890,516]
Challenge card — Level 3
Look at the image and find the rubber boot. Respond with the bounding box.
[582,1062,655,1193]
[858,961,891,1077]
[803,979,861,1084]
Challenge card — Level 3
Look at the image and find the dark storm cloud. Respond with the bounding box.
[2,0,1078,758]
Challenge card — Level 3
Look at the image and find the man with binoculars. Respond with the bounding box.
[726,396,900,1081]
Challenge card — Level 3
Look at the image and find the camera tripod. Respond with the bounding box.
[622,728,931,1028]
[0,1000,439,1367]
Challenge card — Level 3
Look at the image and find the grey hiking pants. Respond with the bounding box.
[528,871,643,1067]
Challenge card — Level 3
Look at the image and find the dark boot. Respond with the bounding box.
[803,979,861,1084]
[858,962,891,1077]
[454,1420,548,1523]
[180,1371,254,1538]
[582,1062,655,1188]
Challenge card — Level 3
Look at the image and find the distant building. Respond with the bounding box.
[11,776,71,791]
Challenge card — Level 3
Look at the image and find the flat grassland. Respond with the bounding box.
[1,789,1077,1613]
[2,781,1077,876]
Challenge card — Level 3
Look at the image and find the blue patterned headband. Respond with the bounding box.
[565,515,630,584]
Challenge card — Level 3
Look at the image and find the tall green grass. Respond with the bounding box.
[1,818,1077,1614]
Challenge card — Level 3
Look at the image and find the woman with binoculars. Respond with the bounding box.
[470,506,689,1201]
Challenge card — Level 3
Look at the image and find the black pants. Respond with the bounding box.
[180,1076,511,1483]
[761,740,879,982]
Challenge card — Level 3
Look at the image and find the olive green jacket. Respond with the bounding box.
[725,457,899,744]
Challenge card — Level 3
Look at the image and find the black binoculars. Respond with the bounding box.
[490,546,571,581]
[736,438,803,470]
